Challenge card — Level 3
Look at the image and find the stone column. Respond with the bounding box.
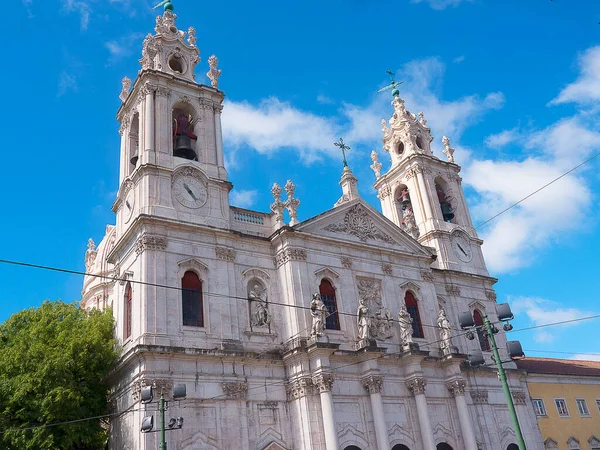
[213,103,225,172]
[143,83,155,158]
[415,167,435,221]
[362,375,390,450]
[312,372,338,450]
[406,377,435,450]
[447,379,478,450]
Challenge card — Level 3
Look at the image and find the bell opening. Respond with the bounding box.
[172,107,198,161]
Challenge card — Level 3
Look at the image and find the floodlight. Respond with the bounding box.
[141,415,154,433]
[141,386,153,404]
[503,323,513,332]
[458,311,475,329]
[466,331,475,341]
[507,341,525,359]
[176,416,184,428]
[168,418,177,429]
[173,383,187,399]
[496,303,514,321]
[467,351,485,367]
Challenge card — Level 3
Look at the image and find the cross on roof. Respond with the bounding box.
[334,138,351,167]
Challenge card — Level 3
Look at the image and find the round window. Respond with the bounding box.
[169,56,184,74]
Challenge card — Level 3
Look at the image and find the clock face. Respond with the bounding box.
[451,232,472,263]
[173,175,207,209]
[124,190,135,223]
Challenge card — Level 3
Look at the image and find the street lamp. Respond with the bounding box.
[139,383,187,450]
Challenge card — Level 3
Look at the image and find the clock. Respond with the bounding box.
[173,175,207,209]
[124,190,135,223]
[451,232,472,263]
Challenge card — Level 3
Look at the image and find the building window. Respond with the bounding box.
[124,282,132,339]
[596,398,600,414]
[544,438,558,450]
[473,309,491,352]
[319,279,340,330]
[555,398,569,417]
[575,398,590,416]
[589,436,600,450]
[182,271,203,327]
[567,437,580,450]
[405,291,424,338]
[532,398,547,416]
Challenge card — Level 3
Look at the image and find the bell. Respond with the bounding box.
[130,147,138,166]
[173,134,197,160]
[441,203,454,222]
[400,192,411,206]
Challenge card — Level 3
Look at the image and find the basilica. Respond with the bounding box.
[81,5,544,450]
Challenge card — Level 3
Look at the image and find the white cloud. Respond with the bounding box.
[509,296,594,343]
[485,127,519,148]
[412,0,473,10]
[62,0,91,30]
[22,0,34,18]
[230,190,258,209]
[316,94,334,105]
[57,71,78,97]
[105,32,145,62]
[551,46,600,106]
[453,55,465,64]
[571,354,600,362]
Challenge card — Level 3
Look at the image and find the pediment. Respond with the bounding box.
[295,200,432,257]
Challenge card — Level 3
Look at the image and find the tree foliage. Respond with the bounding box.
[0,301,119,449]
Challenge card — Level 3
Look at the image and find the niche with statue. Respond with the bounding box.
[247,280,271,332]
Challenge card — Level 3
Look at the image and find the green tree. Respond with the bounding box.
[0,301,119,449]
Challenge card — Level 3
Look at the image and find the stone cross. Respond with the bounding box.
[334,138,350,167]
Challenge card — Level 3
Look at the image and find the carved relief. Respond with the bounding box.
[420,270,434,282]
[340,256,352,268]
[446,379,466,396]
[323,204,395,244]
[446,285,461,296]
[286,377,313,401]
[382,264,393,275]
[312,372,334,393]
[405,377,427,396]
[275,248,307,268]
[470,390,488,404]
[221,382,248,400]
[133,378,173,402]
[362,375,383,394]
[135,235,167,255]
[485,289,497,301]
[512,391,527,405]
[357,278,382,308]
[215,246,235,261]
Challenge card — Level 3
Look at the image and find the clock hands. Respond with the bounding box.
[183,183,197,201]
[457,243,468,256]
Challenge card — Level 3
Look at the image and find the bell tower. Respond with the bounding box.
[113,3,230,236]
[372,88,489,276]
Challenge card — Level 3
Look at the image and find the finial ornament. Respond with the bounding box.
[334,138,350,167]
[417,112,427,126]
[120,77,132,102]
[153,0,174,12]
[187,26,197,46]
[283,180,300,226]
[270,183,285,227]
[206,55,222,89]
[377,69,404,98]
[370,151,382,179]
[442,136,455,163]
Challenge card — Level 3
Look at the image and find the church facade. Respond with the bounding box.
[81,8,543,450]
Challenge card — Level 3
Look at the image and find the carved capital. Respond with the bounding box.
[382,264,393,275]
[406,377,427,396]
[141,83,157,96]
[420,270,434,282]
[285,376,313,400]
[340,256,352,268]
[485,289,497,301]
[133,378,173,402]
[446,379,467,396]
[156,86,172,98]
[312,372,334,393]
[470,389,488,404]
[446,285,461,296]
[213,103,224,114]
[362,375,383,394]
[135,234,167,255]
[512,391,527,405]
[221,381,248,400]
[275,247,307,268]
[215,246,236,261]
[378,185,392,199]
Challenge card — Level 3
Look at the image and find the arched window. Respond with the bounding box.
[319,279,340,330]
[507,445,519,450]
[392,445,411,450]
[405,291,424,338]
[124,282,132,339]
[436,444,454,450]
[182,271,203,327]
[435,178,455,223]
[473,310,490,351]
[343,447,362,450]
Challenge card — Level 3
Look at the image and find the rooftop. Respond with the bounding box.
[515,357,600,377]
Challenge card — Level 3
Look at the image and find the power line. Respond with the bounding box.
[523,349,600,357]
[507,314,600,332]
[475,150,600,229]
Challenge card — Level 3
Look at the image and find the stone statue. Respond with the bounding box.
[206,55,222,89]
[270,183,285,227]
[370,151,382,179]
[372,307,394,340]
[310,293,327,337]
[283,180,300,226]
[398,305,414,347]
[381,119,389,135]
[442,136,455,163]
[85,238,97,272]
[120,77,132,102]
[417,111,427,126]
[187,26,197,46]
[357,298,370,340]
[401,205,420,240]
[249,284,270,327]
[438,308,453,356]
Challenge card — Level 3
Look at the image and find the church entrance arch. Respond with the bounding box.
[392,445,411,450]
[507,445,519,450]
[437,444,454,450]
[343,446,362,450]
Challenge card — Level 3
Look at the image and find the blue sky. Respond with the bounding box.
[5,0,600,360]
